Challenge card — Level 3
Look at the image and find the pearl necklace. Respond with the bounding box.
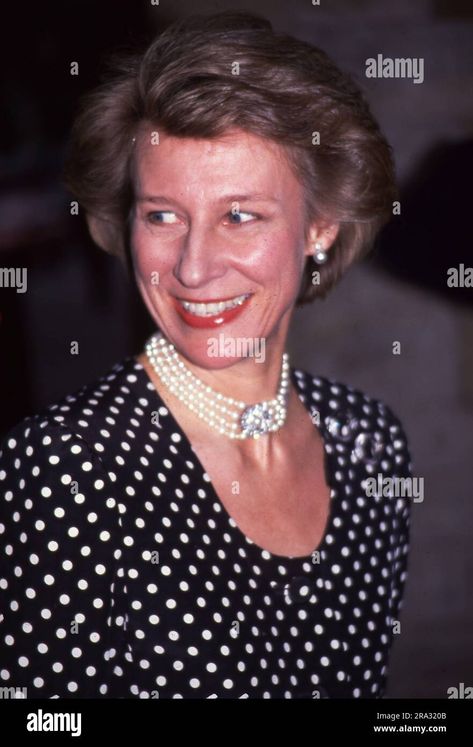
[144,331,291,439]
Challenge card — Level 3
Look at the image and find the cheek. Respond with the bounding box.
[130,224,149,269]
[250,229,304,284]
[130,225,172,280]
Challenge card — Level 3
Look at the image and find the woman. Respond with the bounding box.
[0,11,412,699]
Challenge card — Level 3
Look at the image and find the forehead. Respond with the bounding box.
[132,126,300,198]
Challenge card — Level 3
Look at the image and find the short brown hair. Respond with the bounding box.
[63,10,397,305]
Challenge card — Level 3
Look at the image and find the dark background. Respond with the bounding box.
[1,0,472,697]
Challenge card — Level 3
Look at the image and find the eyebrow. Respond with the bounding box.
[136,193,280,205]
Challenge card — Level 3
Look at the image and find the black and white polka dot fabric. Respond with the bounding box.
[0,356,412,699]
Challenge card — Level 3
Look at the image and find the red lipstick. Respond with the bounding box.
[172,295,252,329]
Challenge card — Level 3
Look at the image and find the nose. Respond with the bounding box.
[174,222,229,290]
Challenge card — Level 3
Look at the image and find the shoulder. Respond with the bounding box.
[0,367,128,595]
[0,354,176,522]
[0,364,132,697]
[0,355,143,455]
[291,366,412,476]
[292,366,410,434]
[293,368,413,577]
[0,356,144,526]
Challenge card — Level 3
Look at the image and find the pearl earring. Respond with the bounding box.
[312,242,328,265]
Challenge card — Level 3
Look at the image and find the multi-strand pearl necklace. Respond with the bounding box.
[144,331,291,439]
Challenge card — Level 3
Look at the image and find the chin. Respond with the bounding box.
[144,287,286,368]
[163,326,266,370]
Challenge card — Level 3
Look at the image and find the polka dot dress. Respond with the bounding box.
[0,356,412,699]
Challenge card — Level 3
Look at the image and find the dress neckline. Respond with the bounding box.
[131,355,339,566]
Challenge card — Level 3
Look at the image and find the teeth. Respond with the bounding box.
[180,294,250,317]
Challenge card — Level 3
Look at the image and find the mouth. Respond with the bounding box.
[176,293,251,317]
[172,292,253,328]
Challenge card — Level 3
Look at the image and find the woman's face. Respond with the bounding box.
[130,126,314,369]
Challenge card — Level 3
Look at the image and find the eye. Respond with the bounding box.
[224,210,259,225]
[146,211,178,225]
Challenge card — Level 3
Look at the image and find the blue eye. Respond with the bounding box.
[226,211,258,225]
[145,210,259,226]
[147,211,178,224]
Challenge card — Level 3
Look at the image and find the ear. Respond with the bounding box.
[304,221,340,258]
[86,214,123,255]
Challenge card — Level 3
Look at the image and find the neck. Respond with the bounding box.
[136,340,309,465]
[140,313,298,447]
[179,342,287,404]
[158,318,292,405]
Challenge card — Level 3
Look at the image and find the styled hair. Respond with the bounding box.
[63,10,397,305]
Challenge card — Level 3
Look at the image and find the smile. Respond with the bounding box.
[172,293,253,329]
[177,293,251,317]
